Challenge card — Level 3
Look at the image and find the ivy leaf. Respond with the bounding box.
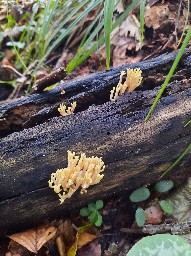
[126,234,191,255]
[80,207,91,217]
[129,187,150,202]
[159,200,173,215]
[88,203,97,212]
[5,15,16,28]
[154,180,174,193]
[88,211,98,224]
[135,207,146,227]
[95,200,103,210]
[94,214,102,227]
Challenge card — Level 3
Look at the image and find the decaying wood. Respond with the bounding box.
[32,67,67,92]
[1,47,191,138]
[0,49,191,236]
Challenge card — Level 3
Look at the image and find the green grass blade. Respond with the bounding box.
[35,0,101,71]
[104,0,115,70]
[25,2,41,43]
[184,119,191,127]
[139,0,146,49]
[79,8,104,50]
[177,0,190,48]
[66,20,104,72]
[67,0,139,73]
[37,0,61,57]
[42,0,60,38]
[44,0,88,50]
[145,26,191,121]
[160,144,191,178]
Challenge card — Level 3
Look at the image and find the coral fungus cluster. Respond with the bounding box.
[58,102,76,116]
[49,151,105,204]
[110,68,143,101]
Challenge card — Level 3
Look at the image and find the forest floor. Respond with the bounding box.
[0,0,191,255]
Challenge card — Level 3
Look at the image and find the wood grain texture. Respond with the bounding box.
[0,50,191,235]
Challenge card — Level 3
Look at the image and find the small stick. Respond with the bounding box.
[143,221,191,235]
[32,67,67,92]
[2,65,24,78]
[121,221,191,235]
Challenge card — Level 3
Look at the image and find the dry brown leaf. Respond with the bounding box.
[56,235,66,256]
[9,224,57,253]
[144,4,177,30]
[6,240,30,256]
[78,240,101,256]
[6,252,21,256]
[77,232,97,249]
[100,14,141,67]
[114,0,124,13]
[62,220,76,245]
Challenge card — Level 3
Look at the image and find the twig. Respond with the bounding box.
[121,221,191,235]
[2,65,24,78]
[32,67,67,92]
[143,221,191,235]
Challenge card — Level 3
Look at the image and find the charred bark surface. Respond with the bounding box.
[0,49,191,235]
[1,47,191,137]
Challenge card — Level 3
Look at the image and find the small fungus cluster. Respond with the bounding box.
[58,101,76,116]
[110,68,143,101]
[49,150,105,204]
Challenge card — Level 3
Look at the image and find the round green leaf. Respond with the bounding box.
[95,200,104,210]
[80,207,91,217]
[154,180,174,193]
[135,207,146,227]
[159,200,173,215]
[88,203,97,212]
[95,214,102,227]
[129,187,150,203]
[126,234,191,256]
[88,211,98,224]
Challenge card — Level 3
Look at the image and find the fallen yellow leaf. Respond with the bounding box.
[77,231,97,249]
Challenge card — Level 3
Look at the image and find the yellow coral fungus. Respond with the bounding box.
[110,68,143,101]
[58,102,76,116]
[48,151,105,204]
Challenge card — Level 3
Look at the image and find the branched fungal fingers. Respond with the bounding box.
[110,68,143,101]
[58,101,76,116]
[49,151,105,204]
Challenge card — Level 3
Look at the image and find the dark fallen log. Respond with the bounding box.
[1,47,191,138]
[0,50,191,236]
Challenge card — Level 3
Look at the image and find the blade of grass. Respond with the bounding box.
[139,0,146,49]
[44,0,89,52]
[160,144,191,178]
[25,2,39,43]
[176,0,190,48]
[67,0,139,73]
[145,26,191,121]
[184,119,191,127]
[42,0,60,38]
[35,0,101,71]
[66,20,104,72]
[6,0,28,72]
[78,8,104,50]
[104,0,115,70]
[37,0,60,57]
